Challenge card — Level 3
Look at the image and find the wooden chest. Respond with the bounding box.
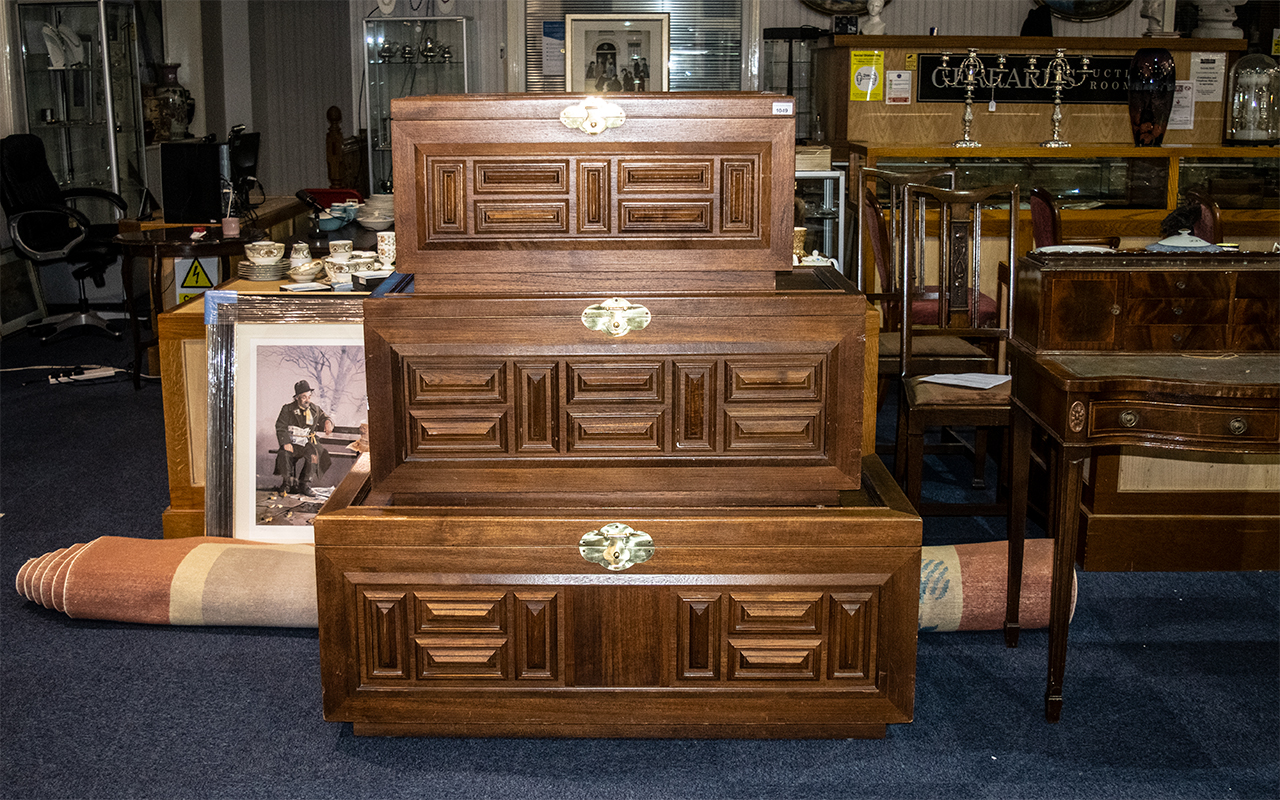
[363,268,866,506]
[390,93,798,294]
[314,454,920,739]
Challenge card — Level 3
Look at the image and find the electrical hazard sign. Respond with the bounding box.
[173,257,220,305]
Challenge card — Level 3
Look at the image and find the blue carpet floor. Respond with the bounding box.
[2,329,1276,799]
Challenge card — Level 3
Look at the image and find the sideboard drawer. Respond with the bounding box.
[1089,400,1279,444]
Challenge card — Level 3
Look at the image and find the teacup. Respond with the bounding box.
[290,243,311,263]
[244,240,285,265]
[287,260,324,282]
[328,239,354,262]
[376,231,396,266]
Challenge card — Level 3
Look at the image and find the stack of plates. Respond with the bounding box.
[238,258,289,281]
[357,195,395,229]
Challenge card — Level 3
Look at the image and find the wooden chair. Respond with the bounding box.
[855,167,993,413]
[892,182,1021,523]
[1028,187,1121,250]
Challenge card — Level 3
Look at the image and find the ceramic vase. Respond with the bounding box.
[1128,48,1176,146]
[151,63,195,142]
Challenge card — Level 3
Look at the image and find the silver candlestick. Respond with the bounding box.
[1028,49,1091,148]
[939,49,988,147]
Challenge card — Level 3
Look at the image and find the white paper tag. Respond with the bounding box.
[918,373,1011,389]
[772,101,794,115]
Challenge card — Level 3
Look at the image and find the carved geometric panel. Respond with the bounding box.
[726,359,822,401]
[358,589,410,681]
[516,364,557,453]
[829,591,878,683]
[578,162,610,232]
[677,593,722,680]
[475,202,569,234]
[514,592,559,681]
[415,591,507,632]
[409,410,507,453]
[618,160,714,193]
[415,635,508,679]
[721,159,758,234]
[724,407,822,452]
[729,592,822,633]
[619,202,712,233]
[474,160,569,193]
[568,362,664,402]
[727,637,823,680]
[567,411,665,452]
[674,362,715,451]
[429,160,465,235]
[408,361,506,403]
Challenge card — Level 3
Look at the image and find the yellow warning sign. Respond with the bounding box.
[182,258,215,290]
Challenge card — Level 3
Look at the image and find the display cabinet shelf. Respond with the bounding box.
[364,15,471,198]
[14,0,147,219]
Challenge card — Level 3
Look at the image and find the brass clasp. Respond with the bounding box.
[559,97,626,135]
[581,297,651,338]
[579,523,654,571]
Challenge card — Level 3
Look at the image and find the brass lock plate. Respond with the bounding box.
[579,523,654,571]
[581,297,651,338]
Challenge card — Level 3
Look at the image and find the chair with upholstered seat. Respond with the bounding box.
[855,167,996,415]
[892,182,1021,521]
[1028,187,1121,251]
[0,133,128,341]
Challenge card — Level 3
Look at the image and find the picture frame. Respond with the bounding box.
[205,293,367,543]
[564,13,669,93]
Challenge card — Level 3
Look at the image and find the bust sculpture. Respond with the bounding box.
[863,0,886,36]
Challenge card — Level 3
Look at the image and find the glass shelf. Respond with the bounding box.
[796,170,846,272]
[364,16,471,197]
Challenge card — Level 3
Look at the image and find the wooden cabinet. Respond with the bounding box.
[1013,250,1280,353]
[314,454,920,739]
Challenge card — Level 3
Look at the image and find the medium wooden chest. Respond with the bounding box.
[363,268,865,506]
[314,455,920,739]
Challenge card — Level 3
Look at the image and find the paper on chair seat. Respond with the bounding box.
[918,373,1011,389]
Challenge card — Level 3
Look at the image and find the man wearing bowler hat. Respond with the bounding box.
[274,379,334,497]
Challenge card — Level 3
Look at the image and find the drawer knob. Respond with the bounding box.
[582,297,651,338]
[1110,305,1121,316]
[1229,417,1249,435]
[1171,333,1182,343]
[560,98,626,135]
[1176,280,1187,290]
[1119,410,1139,428]
[1173,306,1183,316]
[580,523,654,571]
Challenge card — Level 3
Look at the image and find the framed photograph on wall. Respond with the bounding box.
[205,293,368,543]
[564,13,669,93]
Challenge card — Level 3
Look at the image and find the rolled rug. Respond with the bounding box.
[16,536,1071,632]
[920,538,1076,633]
[15,536,316,627]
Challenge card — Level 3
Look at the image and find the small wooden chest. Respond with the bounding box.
[314,455,920,739]
[390,92,798,294]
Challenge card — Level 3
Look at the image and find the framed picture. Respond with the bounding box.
[206,293,367,543]
[564,13,669,93]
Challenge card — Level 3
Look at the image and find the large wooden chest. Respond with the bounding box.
[390,93,798,294]
[314,454,920,739]
[363,268,865,506]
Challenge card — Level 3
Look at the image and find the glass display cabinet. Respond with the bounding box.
[13,0,147,222]
[795,169,846,270]
[364,15,471,197]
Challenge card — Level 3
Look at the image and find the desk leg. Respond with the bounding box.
[122,254,144,390]
[1045,439,1087,723]
[1005,405,1032,648]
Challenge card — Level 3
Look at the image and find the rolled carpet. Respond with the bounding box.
[920,539,1076,632]
[16,536,1070,631]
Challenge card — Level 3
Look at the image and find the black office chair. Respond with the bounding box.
[0,133,128,341]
